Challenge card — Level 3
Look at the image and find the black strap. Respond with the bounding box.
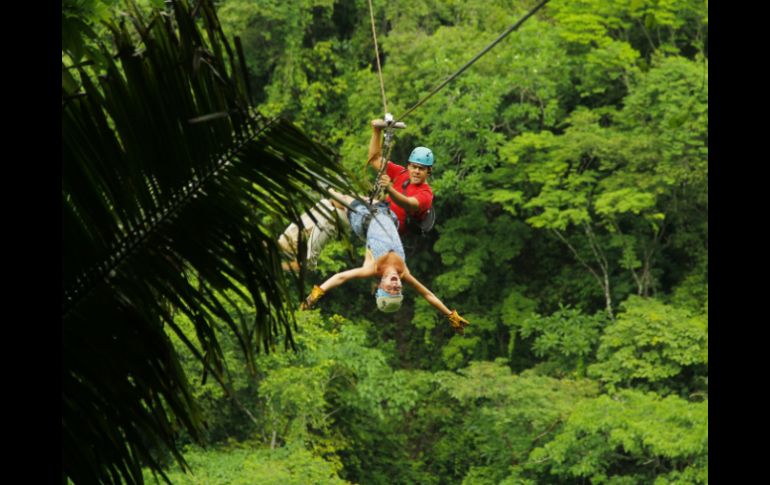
[399,176,435,236]
[360,201,393,236]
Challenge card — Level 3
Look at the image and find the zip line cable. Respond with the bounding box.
[395,0,550,123]
[364,0,548,202]
[367,0,388,116]
[366,0,398,204]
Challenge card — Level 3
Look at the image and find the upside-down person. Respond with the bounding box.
[299,190,469,335]
[278,118,436,271]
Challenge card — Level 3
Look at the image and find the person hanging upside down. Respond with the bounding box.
[277,119,436,271]
[298,191,469,335]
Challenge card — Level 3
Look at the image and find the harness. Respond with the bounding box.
[359,201,395,239]
[399,176,436,236]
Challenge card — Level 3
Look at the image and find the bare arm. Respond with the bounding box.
[320,265,377,293]
[402,272,452,316]
[368,121,384,172]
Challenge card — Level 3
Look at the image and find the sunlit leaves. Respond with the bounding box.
[531,389,707,484]
[143,444,352,484]
[435,361,599,483]
[588,296,707,394]
[519,306,608,377]
[595,188,657,217]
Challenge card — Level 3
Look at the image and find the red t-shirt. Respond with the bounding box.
[385,161,433,234]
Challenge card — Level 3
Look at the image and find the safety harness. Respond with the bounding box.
[399,176,435,236]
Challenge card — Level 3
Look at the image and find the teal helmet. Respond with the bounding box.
[375,288,403,313]
[408,147,434,167]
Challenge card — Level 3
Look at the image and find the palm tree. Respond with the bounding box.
[62,1,354,483]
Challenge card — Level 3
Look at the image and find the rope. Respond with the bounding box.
[395,0,549,123]
[365,0,392,205]
[368,138,395,204]
[367,0,388,116]
[364,0,549,202]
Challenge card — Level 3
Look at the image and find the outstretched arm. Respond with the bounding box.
[320,266,377,293]
[402,272,451,316]
[302,265,377,310]
[403,272,470,334]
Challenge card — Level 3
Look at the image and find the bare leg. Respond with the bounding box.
[278,198,350,271]
[328,188,357,208]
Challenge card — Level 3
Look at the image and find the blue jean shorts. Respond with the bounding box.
[348,200,398,241]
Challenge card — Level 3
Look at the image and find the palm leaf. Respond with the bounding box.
[62,1,357,483]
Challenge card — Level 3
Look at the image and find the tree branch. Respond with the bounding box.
[583,222,613,319]
[551,229,603,288]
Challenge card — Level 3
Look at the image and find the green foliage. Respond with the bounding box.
[669,253,708,314]
[433,204,529,297]
[551,0,707,61]
[519,306,608,377]
[441,335,482,370]
[217,0,365,140]
[62,1,357,482]
[67,0,707,483]
[619,55,708,187]
[483,51,707,309]
[143,443,351,484]
[434,361,599,483]
[588,296,707,395]
[62,0,117,66]
[530,389,707,484]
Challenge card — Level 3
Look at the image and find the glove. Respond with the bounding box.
[447,310,470,335]
[300,285,326,310]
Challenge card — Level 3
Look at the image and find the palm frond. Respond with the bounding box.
[62,1,357,483]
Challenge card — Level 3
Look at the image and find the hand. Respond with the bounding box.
[300,285,326,310]
[372,119,386,128]
[447,310,470,335]
[377,174,392,190]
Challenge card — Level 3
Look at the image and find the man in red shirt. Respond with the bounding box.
[369,119,434,236]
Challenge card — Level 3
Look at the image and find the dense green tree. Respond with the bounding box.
[143,444,351,485]
[483,56,706,318]
[432,360,599,484]
[519,305,609,377]
[166,306,431,483]
[588,296,708,396]
[528,390,708,484]
[65,0,707,483]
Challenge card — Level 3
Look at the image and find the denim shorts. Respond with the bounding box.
[348,200,398,241]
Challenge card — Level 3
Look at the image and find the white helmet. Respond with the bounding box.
[375,288,403,313]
